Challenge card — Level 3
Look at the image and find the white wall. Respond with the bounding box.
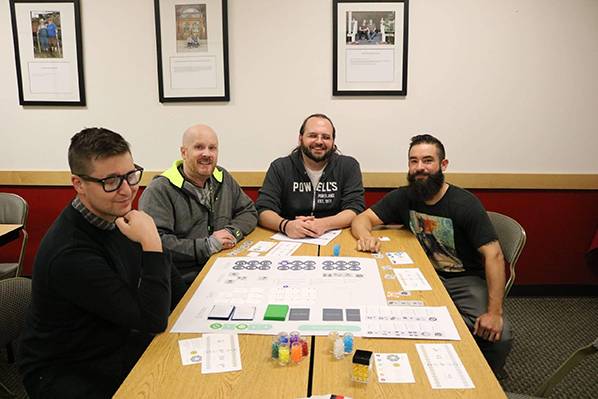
[1,0,597,174]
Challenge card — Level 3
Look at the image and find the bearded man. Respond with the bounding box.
[256,113,365,238]
[351,134,512,378]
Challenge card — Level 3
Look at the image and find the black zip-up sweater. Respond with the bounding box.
[255,150,365,219]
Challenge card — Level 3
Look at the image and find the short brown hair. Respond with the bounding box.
[68,127,131,175]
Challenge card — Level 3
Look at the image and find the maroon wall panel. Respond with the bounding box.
[1,186,597,286]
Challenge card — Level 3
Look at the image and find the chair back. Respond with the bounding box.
[0,277,32,347]
[487,211,527,297]
[0,193,29,277]
[0,193,28,225]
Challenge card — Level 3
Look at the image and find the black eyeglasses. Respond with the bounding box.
[76,165,144,193]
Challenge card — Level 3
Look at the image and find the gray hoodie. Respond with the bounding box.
[139,160,257,277]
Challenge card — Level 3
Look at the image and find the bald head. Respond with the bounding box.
[180,124,219,186]
[182,124,218,147]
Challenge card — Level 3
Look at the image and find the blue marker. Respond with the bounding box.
[333,244,340,256]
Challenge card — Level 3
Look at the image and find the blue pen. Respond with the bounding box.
[333,244,340,256]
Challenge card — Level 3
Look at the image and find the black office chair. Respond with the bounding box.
[487,211,526,297]
[0,193,30,279]
[507,337,598,398]
[0,277,32,396]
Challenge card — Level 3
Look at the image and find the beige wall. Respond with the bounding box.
[1,0,597,175]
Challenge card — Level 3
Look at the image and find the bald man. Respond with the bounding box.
[140,125,257,283]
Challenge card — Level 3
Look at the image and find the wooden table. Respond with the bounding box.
[313,228,506,398]
[116,227,506,398]
[115,227,318,399]
[0,224,23,246]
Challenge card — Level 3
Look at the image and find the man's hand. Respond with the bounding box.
[115,210,162,252]
[285,218,319,239]
[303,218,330,237]
[212,229,236,250]
[474,312,504,342]
[356,236,381,253]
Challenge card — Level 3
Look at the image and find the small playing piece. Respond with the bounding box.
[263,304,289,321]
[352,349,373,383]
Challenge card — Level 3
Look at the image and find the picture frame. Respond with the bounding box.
[9,0,85,106]
[154,0,230,102]
[333,0,409,96]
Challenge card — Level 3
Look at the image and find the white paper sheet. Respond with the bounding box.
[385,251,414,265]
[346,48,395,83]
[393,268,432,291]
[28,62,72,94]
[201,334,242,374]
[178,337,203,365]
[363,306,460,340]
[171,256,386,335]
[374,353,415,383]
[248,241,276,252]
[267,241,302,257]
[416,344,474,389]
[271,229,341,246]
[170,56,217,89]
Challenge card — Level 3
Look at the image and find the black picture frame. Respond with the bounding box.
[154,0,230,102]
[333,0,409,96]
[9,0,85,106]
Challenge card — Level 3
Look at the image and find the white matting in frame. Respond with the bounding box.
[155,0,230,102]
[9,0,85,105]
[333,0,408,96]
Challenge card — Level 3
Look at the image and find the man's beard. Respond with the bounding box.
[300,143,333,163]
[407,169,445,201]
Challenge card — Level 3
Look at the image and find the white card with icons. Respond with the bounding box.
[393,268,432,291]
[248,241,276,252]
[416,344,474,389]
[386,251,414,265]
[374,353,415,383]
[201,333,242,374]
[178,337,203,365]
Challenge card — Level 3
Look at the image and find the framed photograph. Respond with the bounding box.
[9,0,85,106]
[333,0,409,96]
[154,0,230,102]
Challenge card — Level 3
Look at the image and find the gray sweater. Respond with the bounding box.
[139,161,257,276]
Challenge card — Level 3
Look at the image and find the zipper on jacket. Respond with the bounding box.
[310,171,324,216]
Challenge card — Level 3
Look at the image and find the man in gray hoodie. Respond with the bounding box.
[140,125,257,283]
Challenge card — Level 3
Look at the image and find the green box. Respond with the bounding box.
[263,304,289,321]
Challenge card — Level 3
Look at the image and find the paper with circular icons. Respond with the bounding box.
[171,256,460,340]
[393,268,432,291]
[248,240,277,252]
[374,353,415,383]
[171,256,385,335]
[178,337,203,365]
[385,251,414,265]
[416,344,475,389]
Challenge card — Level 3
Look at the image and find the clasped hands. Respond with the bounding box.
[285,216,328,238]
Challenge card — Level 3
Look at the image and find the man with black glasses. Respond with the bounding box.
[18,127,185,399]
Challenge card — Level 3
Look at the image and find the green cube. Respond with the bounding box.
[263,304,289,321]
